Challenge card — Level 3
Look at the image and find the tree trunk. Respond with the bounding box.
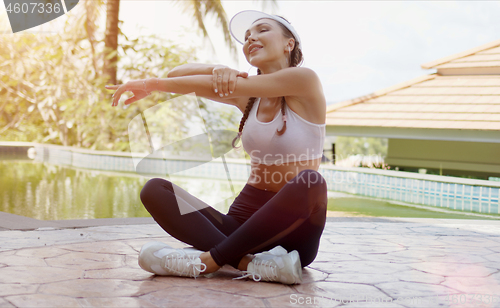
[104,0,120,85]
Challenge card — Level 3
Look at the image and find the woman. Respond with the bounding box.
[105,10,327,285]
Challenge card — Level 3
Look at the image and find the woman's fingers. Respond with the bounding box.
[228,71,237,94]
[222,70,231,96]
[124,93,146,105]
[238,71,249,78]
[227,71,247,94]
[115,87,127,106]
[106,84,121,106]
[212,70,218,95]
[211,66,246,97]
[106,82,148,106]
[217,71,224,97]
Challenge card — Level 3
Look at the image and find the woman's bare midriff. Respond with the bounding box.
[247,158,322,192]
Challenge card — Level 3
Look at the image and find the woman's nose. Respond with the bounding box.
[247,33,257,42]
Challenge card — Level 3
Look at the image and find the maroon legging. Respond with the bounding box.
[140,169,327,268]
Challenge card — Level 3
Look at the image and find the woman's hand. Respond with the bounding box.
[105,80,151,107]
[212,65,248,98]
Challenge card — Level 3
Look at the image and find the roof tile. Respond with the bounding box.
[326,40,500,132]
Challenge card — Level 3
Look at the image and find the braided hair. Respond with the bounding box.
[232,18,304,148]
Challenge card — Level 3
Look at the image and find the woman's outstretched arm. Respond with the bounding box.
[157,67,323,100]
[167,64,216,77]
[168,64,249,98]
[106,67,323,110]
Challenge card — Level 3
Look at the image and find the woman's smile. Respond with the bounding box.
[249,44,263,54]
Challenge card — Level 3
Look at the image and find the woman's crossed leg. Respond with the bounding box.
[139,169,327,282]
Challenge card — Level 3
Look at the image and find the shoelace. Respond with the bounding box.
[234,259,278,282]
[163,252,207,278]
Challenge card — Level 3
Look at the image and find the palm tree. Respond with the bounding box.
[101,0,277,84]
[104,0,120,85]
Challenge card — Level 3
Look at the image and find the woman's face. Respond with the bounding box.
[243,19,290,69]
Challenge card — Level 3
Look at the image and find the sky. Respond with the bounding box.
[117,0,500,105]
[1,0,500,105]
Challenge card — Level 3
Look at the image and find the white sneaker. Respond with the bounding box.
[255,245,288,257]
[138,241,207,278]
[235,246,302,284]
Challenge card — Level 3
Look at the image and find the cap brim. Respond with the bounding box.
[229,10,301,47]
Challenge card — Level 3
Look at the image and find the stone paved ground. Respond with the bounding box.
[1,217,500,307]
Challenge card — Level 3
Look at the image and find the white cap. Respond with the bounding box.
[229,10,301,49]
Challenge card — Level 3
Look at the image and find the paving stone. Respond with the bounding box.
[313,252,363,263]
[139,286,266,307]
[435,236,500,248]
[355,252,422,264]
[325,236,401,246]
[479,253,500,263]
[83,267,154,280]
[0,298,16,308]
[486,237,500,244]
[59,241,138,255]
[393,248,468,261]
[375,280,459,298]
[326,273,399,285]
[392,270,445,284]
[381,235,447,247]
[407,226,485,237]
[0,266,82,284]
[201,278,295,299]
[14,247,69,259]
[0,254,47,267]
[1,220,499,307]
[444,224,500,235]
[0,283,39,297]
[266,293,341,307]
[339,300,407,307]
[77,297,157,308]
[408,262,498,277]
[441,275,500,294]
[44,252,126,270]
[5,294,82,308]
[301,267,329,283]
[39,279,172,298]
[309,260,413,276]
[327,243,406,255]
[327,228,394,236]
[404,253,487,264]
[124,237,192,252]
[482,261,500,271]
[293,281,390,303]
[484,246,500,253]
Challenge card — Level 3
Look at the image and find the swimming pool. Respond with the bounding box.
[1,158,499,221]
[2,142,500,220]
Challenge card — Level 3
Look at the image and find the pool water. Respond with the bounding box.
[1,161,150,220]
[2,160,500,220]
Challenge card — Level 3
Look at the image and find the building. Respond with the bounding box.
[325,39,500,179]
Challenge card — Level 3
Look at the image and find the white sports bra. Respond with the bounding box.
[241,98,326,165]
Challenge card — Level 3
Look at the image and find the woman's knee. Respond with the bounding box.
[292,169,327,191]
[300,249,319,268]
[140,178,172,206]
